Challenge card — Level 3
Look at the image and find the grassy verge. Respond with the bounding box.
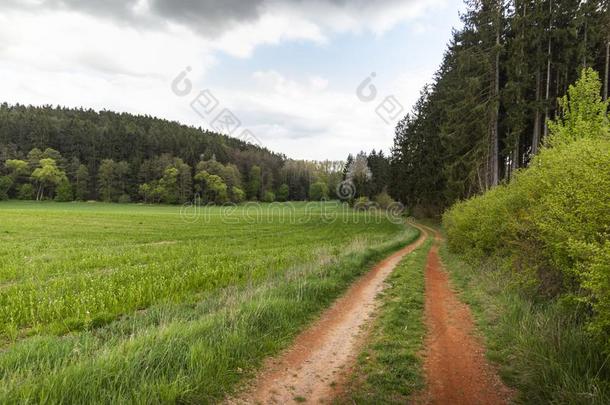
[340,237,432,404]
[0,225,419,404]
[439,242,610,404]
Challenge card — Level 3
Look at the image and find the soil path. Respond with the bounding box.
[416,226,512,405]
[227,226,428,404]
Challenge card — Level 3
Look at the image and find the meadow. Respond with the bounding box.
[0,201,415,403]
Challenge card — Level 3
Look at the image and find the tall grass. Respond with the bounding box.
[0,201,418,403]
[440,244,610,404]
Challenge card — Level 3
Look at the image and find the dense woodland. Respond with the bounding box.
[0,104,346,204]
[385,0,609,215]
[1,0,608,211]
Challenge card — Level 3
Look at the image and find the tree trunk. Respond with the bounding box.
[489,4,500,188]
[583,19,588,68]
[543,0,552,140]
[511,137,519,173]
[604,38,610,101]
[532,68,541,155]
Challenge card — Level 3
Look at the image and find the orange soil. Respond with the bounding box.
[416,228,513,405]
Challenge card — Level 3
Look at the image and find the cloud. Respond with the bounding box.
[1,0,444,40]
[1,0,456,160]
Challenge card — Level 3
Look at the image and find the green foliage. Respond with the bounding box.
[444,70,610,352]
[262,190,275,203]
[388,1,610,213]
[195,170,228,204]
[231,186,245,203]
[277,183,289,202]
[117,194,131,204]
[308,181,328,201]
[548,68,610,147]
[31,158,67,201]
[74,164,89,201]
[247,165,262,200]
[97,159,129,202]
[0,176,12,200]
[374,191,395,209]
[54,179,73,202]
[5,159,29,180]
[17,183,34,200]
[353,196,371,211]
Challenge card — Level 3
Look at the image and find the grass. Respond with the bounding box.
[0,201,418,403]
[439,241,610,404]
[340,236,432,404]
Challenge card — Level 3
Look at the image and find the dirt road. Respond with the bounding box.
[416,226,512,405]
[227,227,428,404]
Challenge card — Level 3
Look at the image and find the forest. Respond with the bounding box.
[0,104,350,204]
[387,0,609,215]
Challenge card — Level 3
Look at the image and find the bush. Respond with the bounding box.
[0,176,13,200]
[262,191,275,203]
[17,184,35,200]
[374,191,395,209]
[277,183,289,202]
[308,181,328,201]
[443,68,610,351]
[353,196,371,211]
[231,187,245,203]
[118,194,131,204]
[54,179,73,202]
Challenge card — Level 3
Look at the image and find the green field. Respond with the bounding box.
[0,201,415,403]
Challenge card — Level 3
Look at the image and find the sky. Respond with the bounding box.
[0,0,464,160]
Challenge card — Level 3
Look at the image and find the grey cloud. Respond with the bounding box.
[148,0,266,36]
[1,0,408,37]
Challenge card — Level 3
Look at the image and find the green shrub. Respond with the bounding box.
[374,191,395,209]
[0,176,13,200]
[17,183,35,200]
[117,194,131,204]
[308,181,329,201]
[262,191,275,203]
[54,179,74,202]
[231,186,245,203]
[353,196,371,211]
[277,183,289,202]
[443,68,610,350]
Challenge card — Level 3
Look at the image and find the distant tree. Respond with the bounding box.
[0,176,12,200]
[27,148,43,171]
[176,159,192,203]
[5,159,29,181]
[98,159,129,202]
[31,158,66,200]
[17,183,34,200]
[160,167,179,204]
[54,179,73,202]
[247,165,262,200]
[231,186,246,203]
[98,159,116,202]
[74,164,90,201]
[309,181,329,201]
[194,170,228,204]
[343,154,354,180]
[277,183,289,202]
[346,153,372,197]
[262,190,275,203]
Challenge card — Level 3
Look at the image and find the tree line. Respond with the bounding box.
[0,104,344,204]
[386,0,609,215]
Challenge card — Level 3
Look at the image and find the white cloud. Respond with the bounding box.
[0,0,456,160]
